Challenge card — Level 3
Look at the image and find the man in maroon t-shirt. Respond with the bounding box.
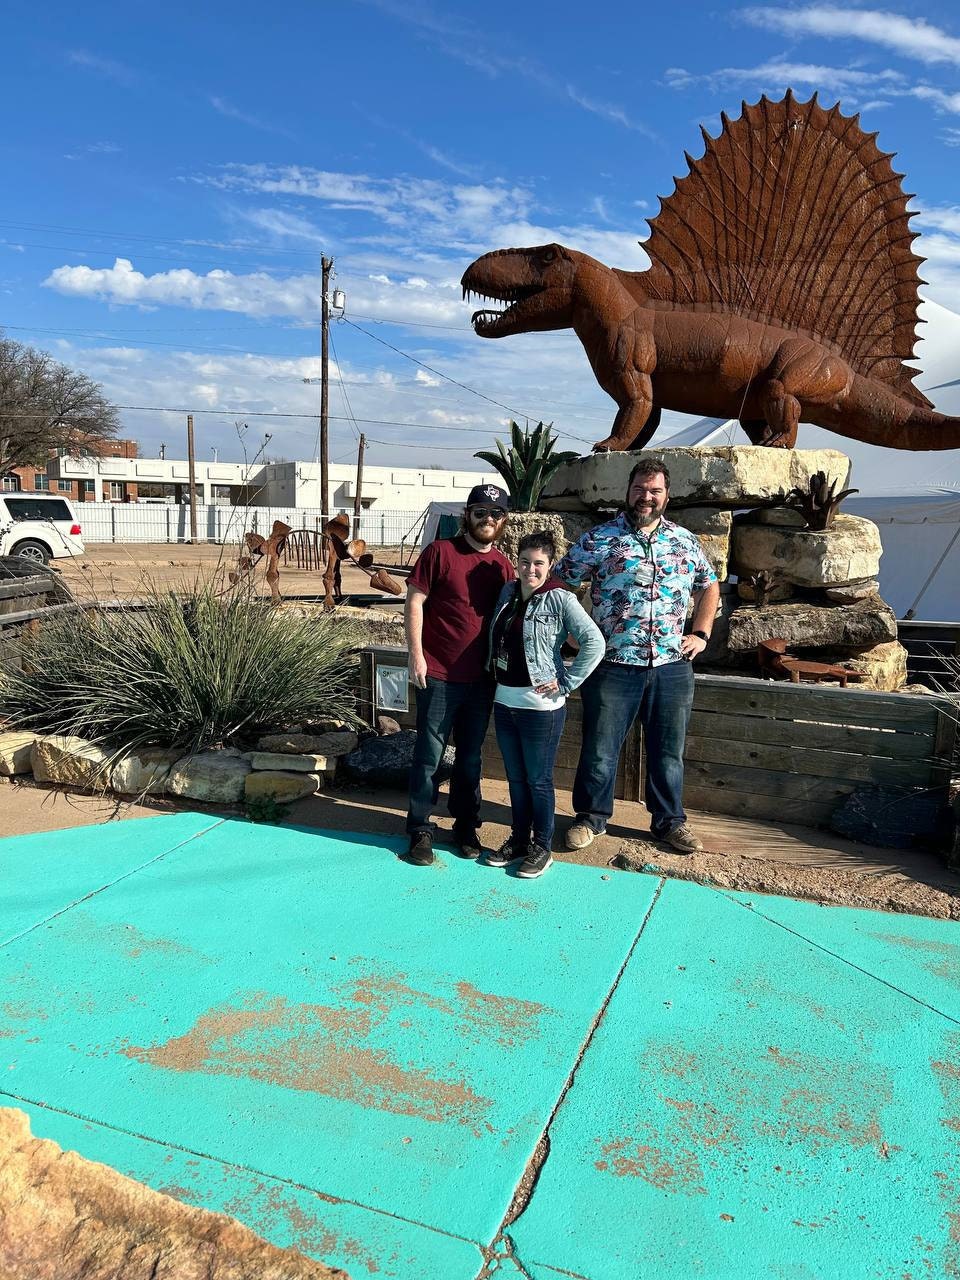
[404,484,514,866]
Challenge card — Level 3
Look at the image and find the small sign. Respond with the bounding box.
[376,664,409,713]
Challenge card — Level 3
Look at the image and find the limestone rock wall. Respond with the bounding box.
[543,447,908,690]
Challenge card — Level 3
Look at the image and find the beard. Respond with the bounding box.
[629,499,666,528]
[467,517,500,544]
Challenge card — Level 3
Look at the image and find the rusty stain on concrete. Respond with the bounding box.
[594,1135,708,1196]
[120,992,493,1131]
[470,888,538,922]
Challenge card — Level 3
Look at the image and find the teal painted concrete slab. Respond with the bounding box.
[0,813,224,945]
[510,877,960,1280]
[723,890,960,1021]
[17,1102,481,1279]
[0,818,658,1247]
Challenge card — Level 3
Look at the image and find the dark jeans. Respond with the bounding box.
[407,676,495,835]
[573,659,694,838]
[494,701,566,851]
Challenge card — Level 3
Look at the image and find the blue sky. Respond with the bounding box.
[5,1,960,487]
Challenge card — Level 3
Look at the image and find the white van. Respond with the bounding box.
[0,493,85,565]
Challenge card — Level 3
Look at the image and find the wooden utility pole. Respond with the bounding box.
[186,413,198,543]
[352,432,366,538]
[320,256,332,519]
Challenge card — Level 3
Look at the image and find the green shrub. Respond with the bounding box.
[0,580,362,754]
[243,794,292,825]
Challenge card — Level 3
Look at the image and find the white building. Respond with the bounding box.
[48,454,499,512]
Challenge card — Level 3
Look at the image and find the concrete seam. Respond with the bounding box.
[725,893,960,1027]
[0,1087,484,1250]
[475,877,667,1280]
[0,819,227,951]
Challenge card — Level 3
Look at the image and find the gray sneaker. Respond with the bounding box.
[662,822,704,855]
[565,820,598,851]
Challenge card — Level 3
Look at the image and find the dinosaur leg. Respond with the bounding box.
[593,325,658,452]
[739,418,769,445]
[593,389,659,453]
[754,340,849,448]
[756,379,800,449]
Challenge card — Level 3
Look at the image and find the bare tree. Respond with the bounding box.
[0,334,119,473]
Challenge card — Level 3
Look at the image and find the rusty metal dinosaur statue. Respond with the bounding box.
[462,91,960,454]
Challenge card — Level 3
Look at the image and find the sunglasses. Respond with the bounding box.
[469,506,507,520]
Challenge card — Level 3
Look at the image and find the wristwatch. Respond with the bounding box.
[691,629,710,641]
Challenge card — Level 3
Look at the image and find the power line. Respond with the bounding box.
[342,316,527,417]
[329,325,361,442]
[0,404,585,438]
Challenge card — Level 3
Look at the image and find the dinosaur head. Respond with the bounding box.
[460,244,579,337]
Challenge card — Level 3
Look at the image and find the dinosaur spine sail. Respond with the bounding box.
[639,91,931,409]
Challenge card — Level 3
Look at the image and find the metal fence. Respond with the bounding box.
[77,503,429,548]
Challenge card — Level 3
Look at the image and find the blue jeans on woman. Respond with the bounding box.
[494,702,566,851]
[573,659,694,837]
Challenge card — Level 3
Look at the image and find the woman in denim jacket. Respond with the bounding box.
[486,530,605,878]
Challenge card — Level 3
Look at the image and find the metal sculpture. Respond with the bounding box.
[228,521,291,604]
[462,91,960,454]
[321,515,403,612]
[743,570,778,609]
[785,471,859,531]
[757,637,862,686]
[227,515,404,609]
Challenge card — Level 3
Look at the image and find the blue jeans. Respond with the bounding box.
[573,659,694,837]
[407,676,495,835]
[494,702,566,850]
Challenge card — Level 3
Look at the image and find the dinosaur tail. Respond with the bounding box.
[837,375,960,451]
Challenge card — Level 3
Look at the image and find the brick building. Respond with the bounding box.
[3,439,139,502]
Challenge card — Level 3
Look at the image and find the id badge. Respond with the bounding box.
[496,654,509,671]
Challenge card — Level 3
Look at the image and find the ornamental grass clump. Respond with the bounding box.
[0,580,362,754]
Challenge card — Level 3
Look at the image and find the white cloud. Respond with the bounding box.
[43,256,471,326]
[565,86,657,137]
[738,7,960,68]
[209,95,292,136]
[665,59,904,95]
[415,369,441,387]
[66,49,138,86]
[908,85,960,114]
[356,0,655,136]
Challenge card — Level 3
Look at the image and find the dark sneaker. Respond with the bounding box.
[406,831,435,866]
[517,844,553,879]
[661,822,704,855]
[453,826,484,860]
[485,838,526,868]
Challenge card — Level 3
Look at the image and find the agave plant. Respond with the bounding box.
[474,421,579,512]
[785,471,859,531]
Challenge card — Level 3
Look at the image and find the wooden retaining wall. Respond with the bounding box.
[359,646,957,829]
[678,674,957,826]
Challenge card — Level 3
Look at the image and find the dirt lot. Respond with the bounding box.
[56,542,408,603]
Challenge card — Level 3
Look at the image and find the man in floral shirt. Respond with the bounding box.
[555,458,720,853]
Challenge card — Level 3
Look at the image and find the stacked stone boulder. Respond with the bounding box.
[540,445,907,691]
[0,727,359,805]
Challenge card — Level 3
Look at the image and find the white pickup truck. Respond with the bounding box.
[0,493,85,565]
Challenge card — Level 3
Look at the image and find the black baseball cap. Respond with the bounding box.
[466,483,510,510]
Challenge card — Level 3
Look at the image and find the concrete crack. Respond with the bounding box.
[474,878,665,1280]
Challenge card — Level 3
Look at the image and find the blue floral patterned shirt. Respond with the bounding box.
[555,512,717,667]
